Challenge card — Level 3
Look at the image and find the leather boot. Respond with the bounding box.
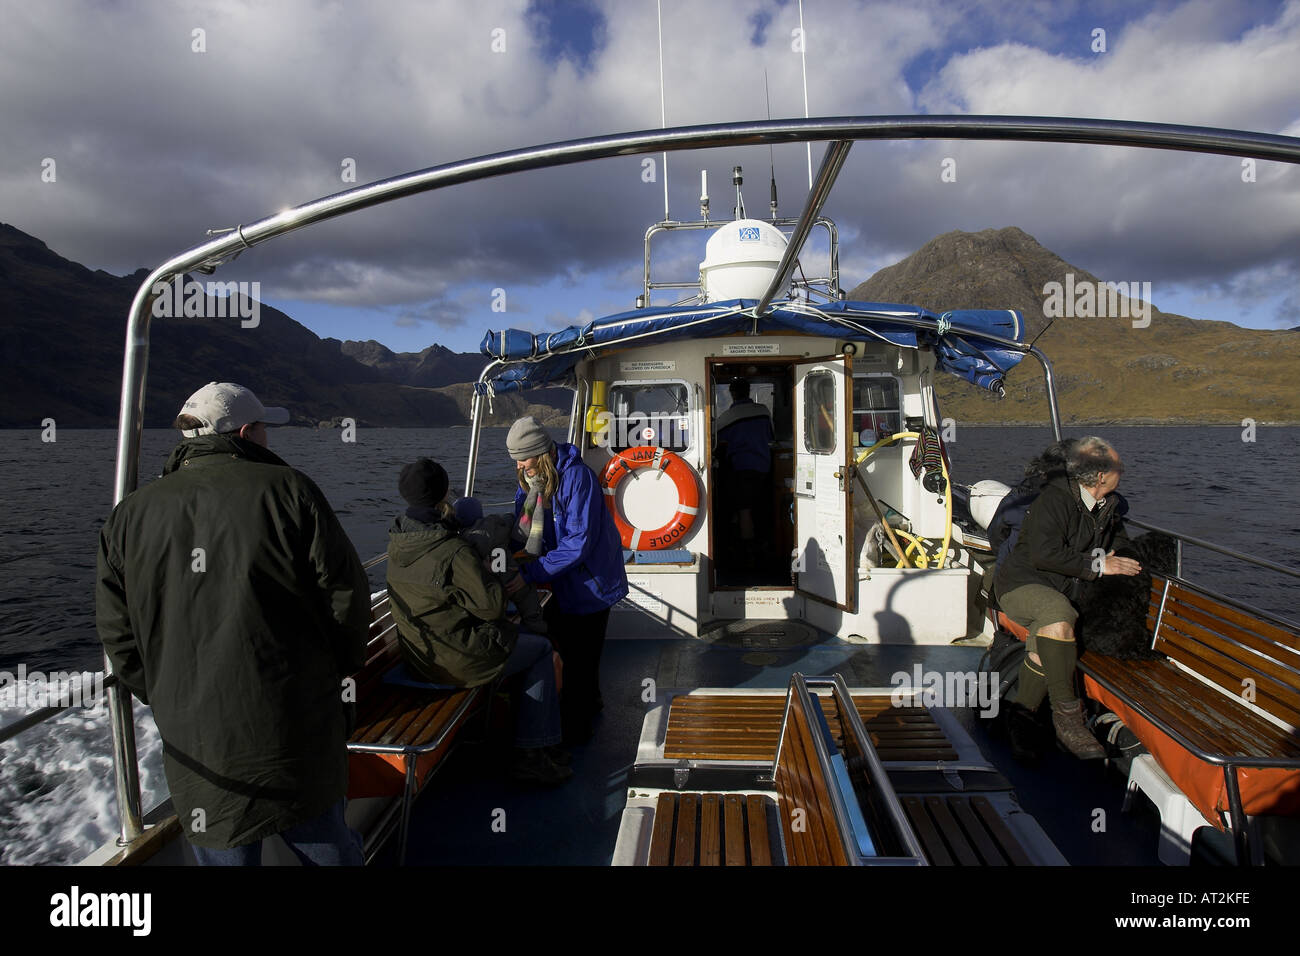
[1051,699,1105,760]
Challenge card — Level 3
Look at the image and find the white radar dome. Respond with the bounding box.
[699,219,788,302]
[968,479,1012,531]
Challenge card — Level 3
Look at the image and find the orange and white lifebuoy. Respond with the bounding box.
[600,447,699,550]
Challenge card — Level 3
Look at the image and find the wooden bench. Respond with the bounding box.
[662,693,959,762]
[346,592,486,864]
[1079,575,1300,864]
[643,675,930,866]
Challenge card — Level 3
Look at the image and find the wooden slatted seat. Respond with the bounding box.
[776,680,853,865]
[646,792,774,866]
[1079,575,1300,863]
[899,795,1036,866]
[346,593,485,863]
[662,694,958,762]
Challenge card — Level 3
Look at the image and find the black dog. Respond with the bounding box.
[1075,532,1178,660]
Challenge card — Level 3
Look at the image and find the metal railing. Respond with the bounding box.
[1127,517,1300,631]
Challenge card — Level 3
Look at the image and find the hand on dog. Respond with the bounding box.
[1102,551,1142,576]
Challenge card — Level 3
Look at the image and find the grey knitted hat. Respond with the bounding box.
[506,416,555,461]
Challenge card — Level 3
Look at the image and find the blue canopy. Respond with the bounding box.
[478,300,1026,395]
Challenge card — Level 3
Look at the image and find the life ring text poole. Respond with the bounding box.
[601,447,699,551]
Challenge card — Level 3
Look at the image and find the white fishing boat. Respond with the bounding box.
[6,115,1298,871]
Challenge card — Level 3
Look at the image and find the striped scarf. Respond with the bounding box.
[516,476,550,556]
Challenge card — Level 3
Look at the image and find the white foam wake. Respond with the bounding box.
[0,680,167,865]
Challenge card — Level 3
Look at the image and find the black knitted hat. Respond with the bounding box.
[398,458,449,509]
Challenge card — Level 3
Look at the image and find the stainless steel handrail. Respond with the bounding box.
[642,216,840,303]
[755,141,852,317]
[770,673,928,865]
[1127,517,1300,583]
[824,674,929,865]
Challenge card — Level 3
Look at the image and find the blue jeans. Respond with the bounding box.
[501,631,562,749]
[189,798,363,866]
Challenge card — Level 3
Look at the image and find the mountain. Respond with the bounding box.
[0,223,566,428]
[4,221,1296,429]
[849,227,1300,424]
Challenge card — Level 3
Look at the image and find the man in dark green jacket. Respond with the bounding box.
[95,382,371,864]
[386,458,569,784]
[994,436,1141,759]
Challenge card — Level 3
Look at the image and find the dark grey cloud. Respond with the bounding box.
[1,0,1296,333]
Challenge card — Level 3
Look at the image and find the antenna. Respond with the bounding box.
[732,166,746,219]
[765,71,778,219]
[657,0,669,220]
[700,169,709,220]
[799,0,811,189]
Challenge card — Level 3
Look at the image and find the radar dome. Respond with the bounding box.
[699,219,788,302]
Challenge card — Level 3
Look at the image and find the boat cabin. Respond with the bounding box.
[467,190,1032,646]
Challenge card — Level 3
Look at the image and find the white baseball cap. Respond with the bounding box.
[178,382,290,436]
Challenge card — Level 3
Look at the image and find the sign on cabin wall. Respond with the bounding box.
[620,360,677,372]
[721,342,781,355]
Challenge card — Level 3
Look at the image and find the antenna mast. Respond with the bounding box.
[799,0,811,189]
[657,0,669,220]
[765,71,778,219]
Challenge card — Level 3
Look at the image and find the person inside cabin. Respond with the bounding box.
[993,436,1141,760]
[95,382,371,865]
[507,416,629,745]
[385,458,571,785]
[714,378,775,570]
[450,495,548,636]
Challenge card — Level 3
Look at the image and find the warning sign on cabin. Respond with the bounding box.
[721,342,781,355]
[620,360,676,373]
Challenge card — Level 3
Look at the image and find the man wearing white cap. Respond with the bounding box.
[96,382,371,865]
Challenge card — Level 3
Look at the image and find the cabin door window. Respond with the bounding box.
[792,355,856,612]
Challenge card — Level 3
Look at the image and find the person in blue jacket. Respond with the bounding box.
[714,379,775,569]
[508,416,629,744]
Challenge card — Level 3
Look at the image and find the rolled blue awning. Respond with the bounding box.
[478,300,1026,395]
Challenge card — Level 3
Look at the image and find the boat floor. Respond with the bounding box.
[377,635,1165,866]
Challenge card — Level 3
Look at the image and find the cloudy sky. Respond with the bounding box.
[3,0,1298,355]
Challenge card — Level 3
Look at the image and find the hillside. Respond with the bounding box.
[0,223,566,427]
[849,227,1299,424]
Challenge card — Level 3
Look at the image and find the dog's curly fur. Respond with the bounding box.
[1075,532,1178,659]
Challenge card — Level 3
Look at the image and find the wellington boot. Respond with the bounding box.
[1051,699,1105,760]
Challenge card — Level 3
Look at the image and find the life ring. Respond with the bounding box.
[601,447,699,550]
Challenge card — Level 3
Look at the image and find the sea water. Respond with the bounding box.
[1,425,1297,863]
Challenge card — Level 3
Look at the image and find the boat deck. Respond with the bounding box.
[377,634,1163,865]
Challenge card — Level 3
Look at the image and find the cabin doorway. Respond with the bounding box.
[708,359,795,588]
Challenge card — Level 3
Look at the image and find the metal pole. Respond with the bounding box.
[755,140,852,316]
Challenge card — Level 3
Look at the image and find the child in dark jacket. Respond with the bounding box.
[451,496,548,635]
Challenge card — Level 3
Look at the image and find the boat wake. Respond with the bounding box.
[0,682,167,865]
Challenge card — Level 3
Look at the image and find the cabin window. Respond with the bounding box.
[852,374,902,447]
[802,369,838,454]
[608,380,692,452]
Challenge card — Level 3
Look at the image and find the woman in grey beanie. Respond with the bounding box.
[507,416,628,744]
